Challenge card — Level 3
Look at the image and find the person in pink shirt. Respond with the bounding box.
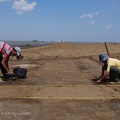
[0,41,21,79]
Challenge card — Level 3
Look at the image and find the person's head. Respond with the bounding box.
[99,53,109,64]
[11,47,23,60]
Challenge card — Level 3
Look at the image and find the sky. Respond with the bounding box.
[0,0,120,42]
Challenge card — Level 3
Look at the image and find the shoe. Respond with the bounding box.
[110,82,116,84]
[0,78,5,83]
[117,81,120,84]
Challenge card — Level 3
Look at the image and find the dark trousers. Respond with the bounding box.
[0,53,7,77]
[110,66,120,82]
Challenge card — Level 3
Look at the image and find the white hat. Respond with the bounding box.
[14,47,21,56]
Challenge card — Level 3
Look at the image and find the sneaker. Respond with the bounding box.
[0,78,5,83]
[110,82,116,84]
[117,81,120,84]
[116,78,120,83]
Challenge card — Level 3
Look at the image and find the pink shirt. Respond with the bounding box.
[0,42,12,57]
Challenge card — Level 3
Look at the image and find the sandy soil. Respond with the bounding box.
[0,43,120,120]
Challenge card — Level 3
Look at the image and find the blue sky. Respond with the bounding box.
[0,0,120,42]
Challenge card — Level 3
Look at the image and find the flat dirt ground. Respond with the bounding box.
[0,43,120,120]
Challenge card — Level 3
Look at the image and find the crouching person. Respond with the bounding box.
[93,53,120,84]
[0,41,21,81]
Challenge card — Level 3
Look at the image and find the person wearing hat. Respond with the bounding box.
[0,41,21,80]
[94,53,120,84]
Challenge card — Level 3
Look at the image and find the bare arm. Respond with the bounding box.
[96,71,109,83]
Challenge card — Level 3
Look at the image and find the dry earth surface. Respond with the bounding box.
[0,43,120,120]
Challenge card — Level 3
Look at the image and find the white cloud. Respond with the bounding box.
[0,0,37,14]
[80,11,99,18]
[80,13,93,18]
[12,0,37,14]
[80,14,87,18]
[106,24,112,29]
[80,11,98,25]
[89,21,95,24]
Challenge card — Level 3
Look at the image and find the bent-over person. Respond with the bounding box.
[0,41,21,81]
[93,53,120,84]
